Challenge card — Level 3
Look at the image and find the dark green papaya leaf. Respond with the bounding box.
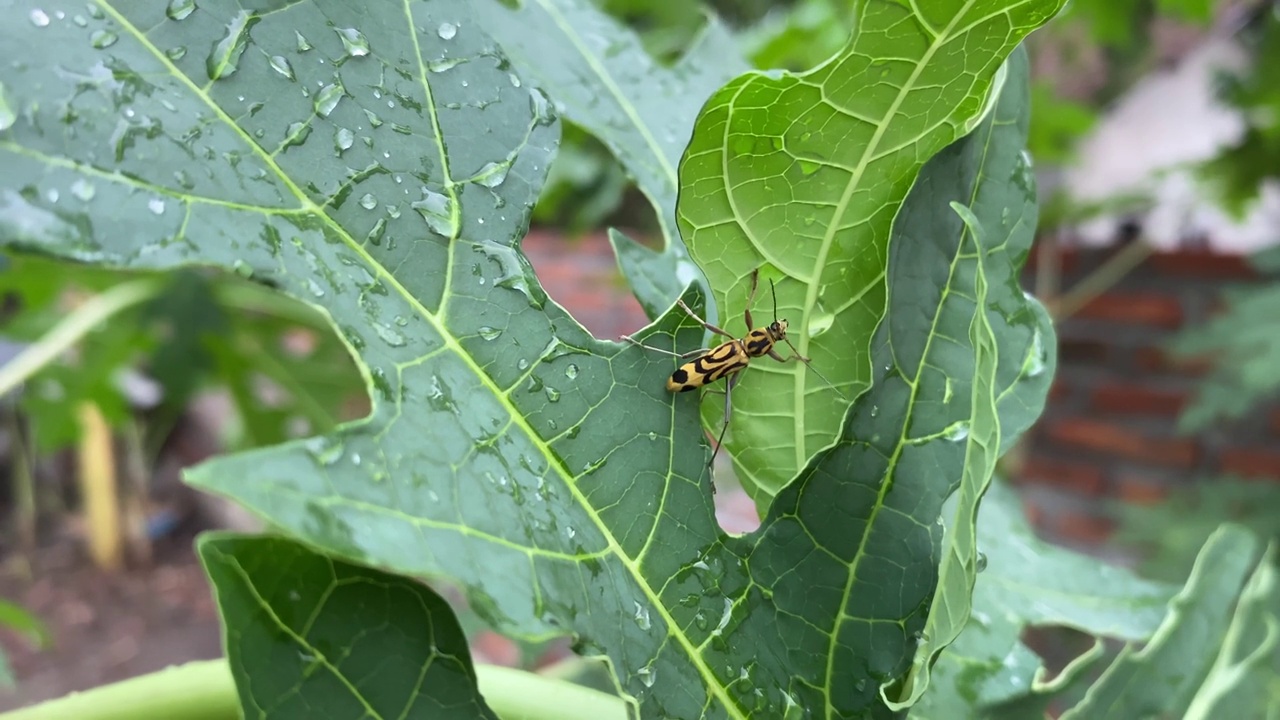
[881,46,1056,705]
[474,0,749,319]
[1060,525,1265,720]
[913,481,1176,718]
[198,533,499,720]
[678,0,1067,499]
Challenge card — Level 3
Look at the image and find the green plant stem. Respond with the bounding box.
[0,660,629,720]
[0,279,163,399]
[1050,238,1155,321]
[477,664,629,720]
[212,280,332,330]
[0,660,238,720]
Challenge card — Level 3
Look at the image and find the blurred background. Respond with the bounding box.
[2,0,1280,710]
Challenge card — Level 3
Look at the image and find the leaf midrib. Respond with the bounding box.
[97,1,742,716]
[795,2,981,482]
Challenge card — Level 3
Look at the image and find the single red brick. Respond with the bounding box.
[1023,242,1080,274]
[1132,346,1212,375]
[1113,474,1171,505]
[1149,250,1256,279]
[471,630,520,667]
[1015,456,1107,496]
[1021,497,1044,530]
[1090,383,1187,416]
[1075,292,1184,329]
[1052,508,1117,545]
[1059,338,1110,364]
[1044,417,1198,467]
[1219,448,1280,480]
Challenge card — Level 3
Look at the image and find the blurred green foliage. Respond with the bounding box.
[0,252,361,456]
[1170,246,1280,432]
[1199,4,1280,216]
[1114,476,1280,583]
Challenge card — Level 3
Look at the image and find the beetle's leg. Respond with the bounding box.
[743,268,760,330]
[675,300,736,340]
[704,373,740,495]
[766,347,811,364]
[621,334,709,359]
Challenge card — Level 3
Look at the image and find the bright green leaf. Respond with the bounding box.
[0,596,40,689]
[198,533,500,719]
[0,597,50,649]
[677,0,1068,499]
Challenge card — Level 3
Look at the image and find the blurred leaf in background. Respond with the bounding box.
[0,254,362,455]
[1198,3,1280,216]
[1114,475,1280,583]
[1170,246,1280,432]
[0,598,48,687]
[1028,80,1099,163]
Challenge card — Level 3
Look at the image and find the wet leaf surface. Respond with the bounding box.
[0,1,1060,717]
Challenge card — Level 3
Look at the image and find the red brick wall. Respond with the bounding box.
[1019,242,1279,550]
[523,229,1280,550]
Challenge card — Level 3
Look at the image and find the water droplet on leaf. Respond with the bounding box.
[70,179,95,201]
[637,663,656,688]
[436,22,457,40]
[366,217,387,246]
[268,55,295,81]
[334,27,369,57]
[0,84,17,132]
[165,0,196,21]
[372,324,405,348]
[633,602,651,630]
[334,126,354,153]
[314,81,344,117]
[946,421,970,442]
[282,121,311,150]
[477,326,501,341]
[29,9,50,26]
[147,197,165,215]
[359,193,377,210]
[206,10,254,80]
[90,30,118,48]
[564,364,578,380]
[411,188,455,236]
[476,161,509,188]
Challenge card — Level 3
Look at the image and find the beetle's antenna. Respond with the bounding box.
[773,276,848,401]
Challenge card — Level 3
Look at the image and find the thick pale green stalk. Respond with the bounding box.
[0,278,163,398]
[0,660,237,720]
[0,660,627,720]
